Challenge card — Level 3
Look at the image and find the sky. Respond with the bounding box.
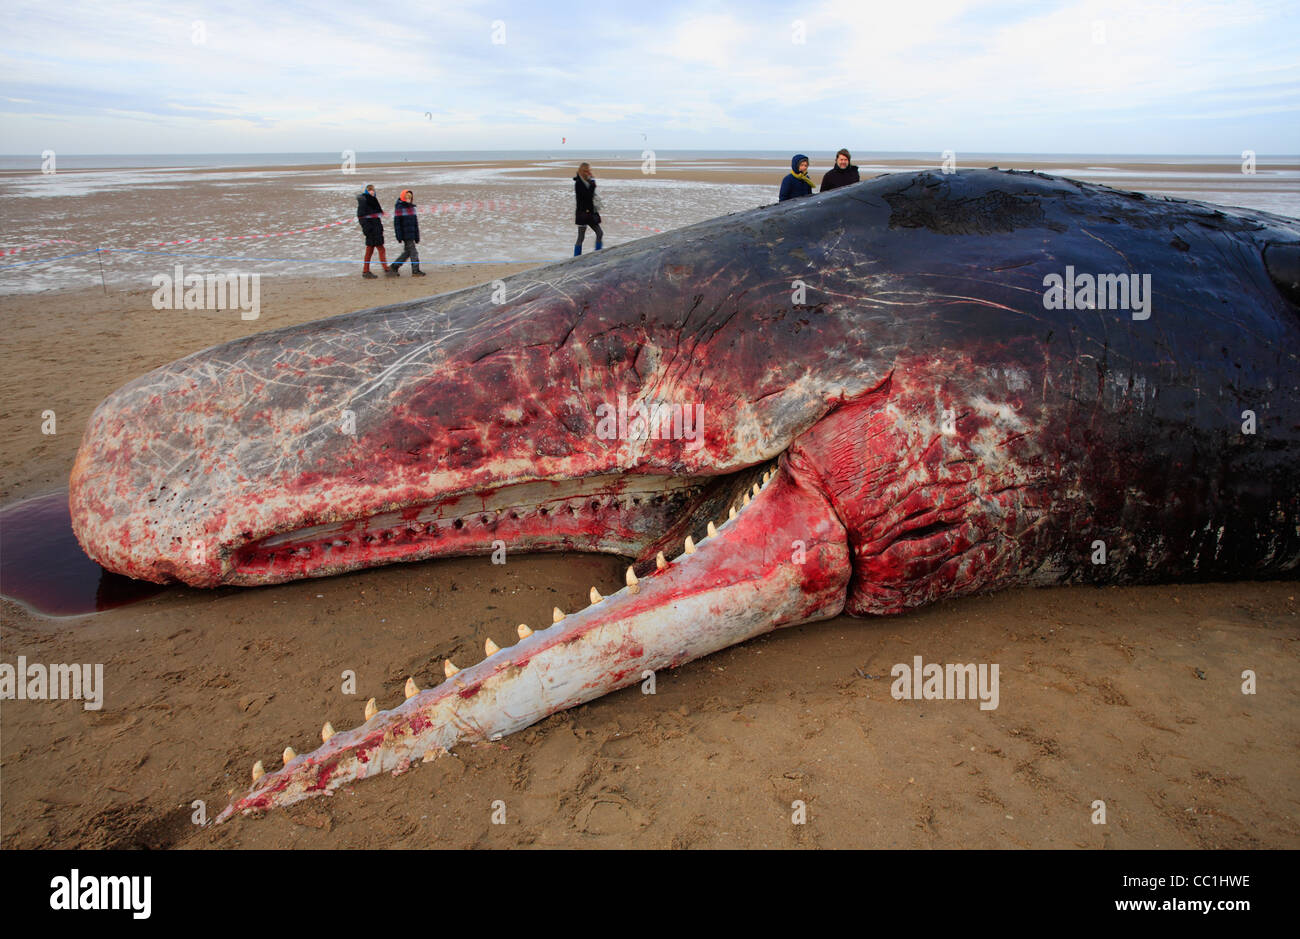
[0,0,1296,155]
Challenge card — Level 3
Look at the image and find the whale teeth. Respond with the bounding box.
[684,535,696,554]
[517,623,533,639]
[752,483,760,497]
[282,747,296,765]
[444,660,459,678]
[364,696,378,720]
[405,677,420,699]
[626,566,639,594]
[743,493,751,506]
[589,586,603,604]
[252,760,266,783]
[707,521,717,538]
[656,551,667,570]
[321,722,335,743]
[485,638,500,656]
[729,506,736,520]
[553,607,565,623]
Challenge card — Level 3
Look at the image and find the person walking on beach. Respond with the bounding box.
[820,149,861,192]
[390,189,425,276]
[573,162,603,255]
[779,154,815,201]
[356,184,391,278]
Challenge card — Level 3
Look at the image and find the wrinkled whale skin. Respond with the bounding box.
[70,169,1300,599]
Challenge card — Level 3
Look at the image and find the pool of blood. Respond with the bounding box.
[0,491,164,617]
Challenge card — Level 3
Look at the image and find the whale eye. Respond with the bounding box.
[1263,243,1300,307]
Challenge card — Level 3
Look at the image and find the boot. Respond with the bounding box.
[574,244,582,256]
[412,267,426,277]
[595,240,603,250]
[362,271,377,279]
[385,265,400,277]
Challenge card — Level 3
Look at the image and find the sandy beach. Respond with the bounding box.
[1,157,1298,849]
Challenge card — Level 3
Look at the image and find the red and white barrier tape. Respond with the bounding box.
[5,198,660,256]
[1,239,89,256]
[135,219,357,247]
[135,199,530,247]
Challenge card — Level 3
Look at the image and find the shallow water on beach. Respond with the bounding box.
[0,165,774,295]
[1,156,1297,296]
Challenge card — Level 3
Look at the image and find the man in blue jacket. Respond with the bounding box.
[390,189,425,276]
[779,154,815,201]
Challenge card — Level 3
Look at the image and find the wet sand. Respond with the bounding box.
[1,260,1297,849]
[3,154,1297,298]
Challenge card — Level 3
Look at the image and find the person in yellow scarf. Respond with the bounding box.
[779,154,815,201]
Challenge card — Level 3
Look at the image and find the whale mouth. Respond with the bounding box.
[216,446,852,824]
[226,460,780,586]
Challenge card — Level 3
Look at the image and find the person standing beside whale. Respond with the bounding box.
[573,162,604,255]
[820,149,861,192]
[779,154,814,201]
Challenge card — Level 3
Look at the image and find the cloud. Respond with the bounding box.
[0,0,1294,153]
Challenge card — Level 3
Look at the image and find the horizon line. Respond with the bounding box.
[5,149,1299,159]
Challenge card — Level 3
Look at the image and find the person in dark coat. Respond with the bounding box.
[390,189,425,276]
[820,149,861,192]
[356,184,390,278]
[573,162,603,255]
[778,154,814,201]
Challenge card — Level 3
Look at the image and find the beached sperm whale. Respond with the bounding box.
[67,169,1300,821]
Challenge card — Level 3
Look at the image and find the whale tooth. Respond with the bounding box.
[251,760,266,783]
[743,492,751,506]
[729,506,736,520]
[684,535,696,554]
[517,623,533,639]
[405,677,420,699]
[626,566,639,594]
[553,607,565,623]
[707,521,717,538]
[364,696,378,720]
[321,721,335,743]
[589,586,603,604]
[752,483,760,497]
[485,638,500,656]
[282,747,296,765]
[444,660,459,678]
[656,551,667,569]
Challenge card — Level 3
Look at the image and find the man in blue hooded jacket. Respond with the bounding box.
[779,154,814,201]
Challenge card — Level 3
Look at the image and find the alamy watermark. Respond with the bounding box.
[1042,266,1151,320]
[49,869,150,918]
[891,655,999,710]
[1,656,104,710]
[594,393,705,451]
[151,264,260,320]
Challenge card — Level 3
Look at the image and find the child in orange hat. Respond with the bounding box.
[390,189,424,276]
